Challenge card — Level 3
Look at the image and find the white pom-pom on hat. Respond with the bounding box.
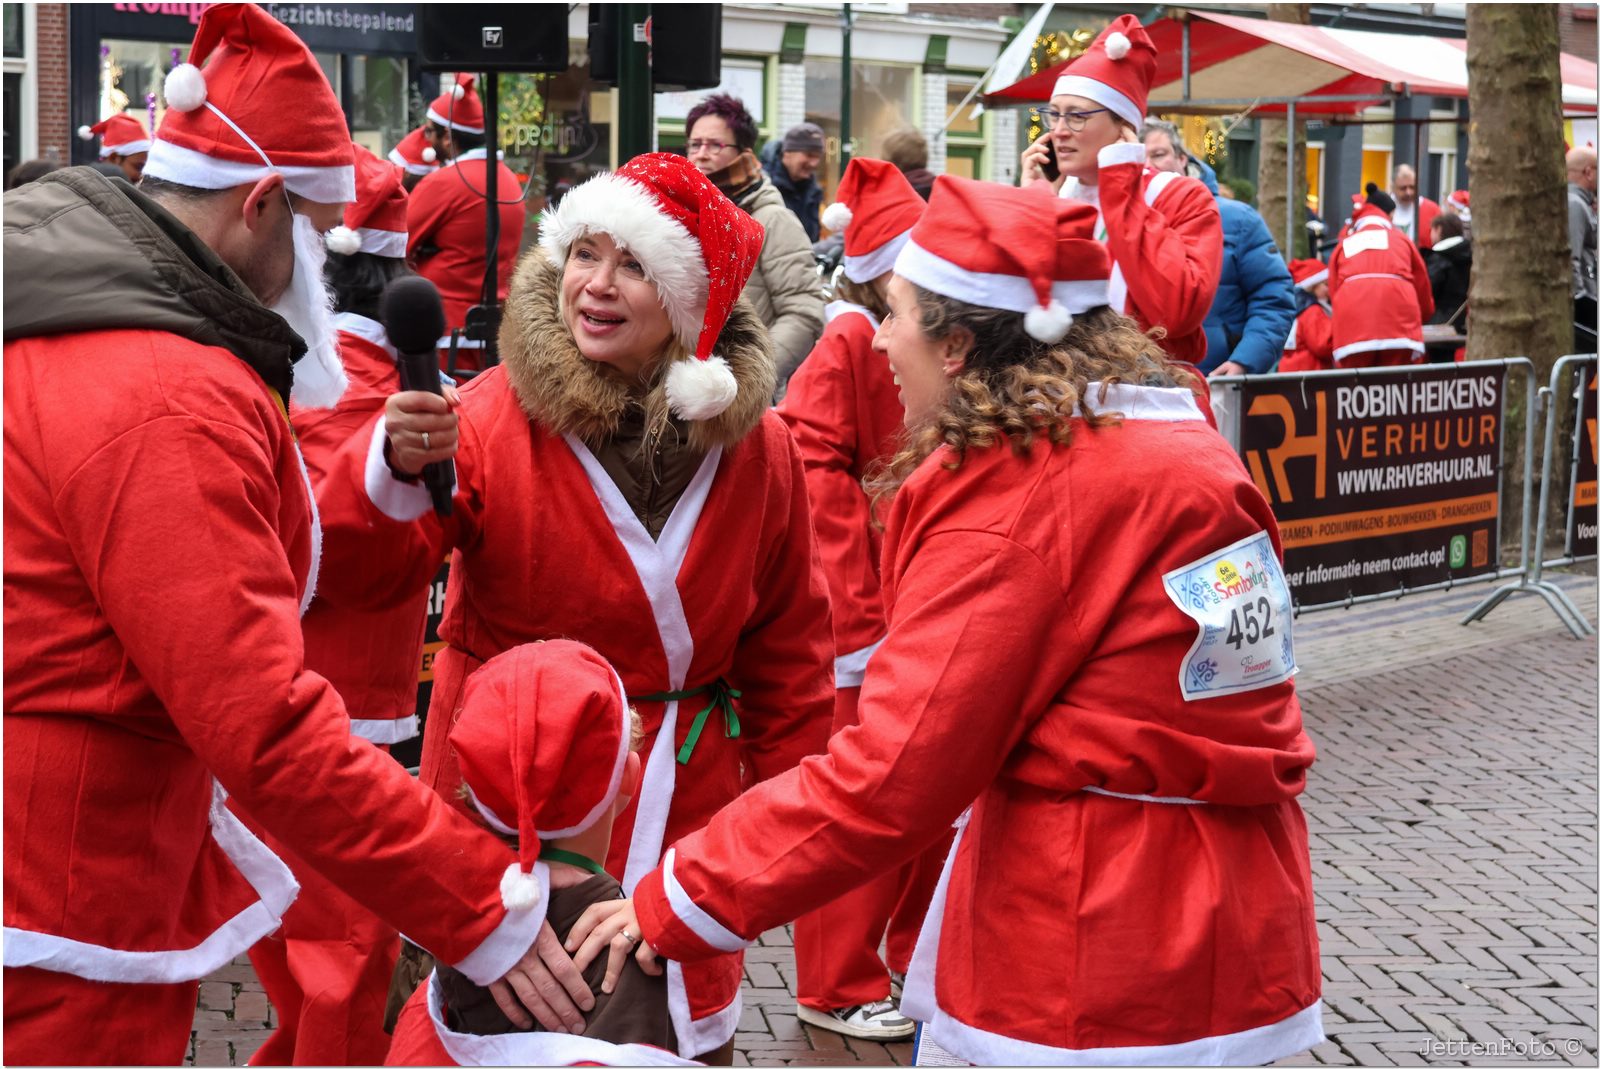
[500,862,542,911]
[822,201,854,232]
[1105,31,1131,60]
[324,226,361,256]
[1024,300,1074,343]
[450,83,467,101]
[77,125,94,141]
[421,146,437,163]
[164,62,208,112]
[666,355,739,421]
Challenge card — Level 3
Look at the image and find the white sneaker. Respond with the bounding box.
[889,970,906,1004]
[797,999,916,1041]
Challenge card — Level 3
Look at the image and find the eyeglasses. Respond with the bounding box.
[1032,107,1112,132]
[686,139,733,154]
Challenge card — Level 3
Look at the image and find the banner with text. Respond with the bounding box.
[1235,364,1507,608]
[1567,363,1597,559]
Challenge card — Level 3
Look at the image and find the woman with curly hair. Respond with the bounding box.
[577,176,1324,1066]
[683,92,823,396]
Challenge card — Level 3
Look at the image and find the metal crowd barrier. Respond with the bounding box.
[1210,359,1541,618]
[1463,353,1597,638]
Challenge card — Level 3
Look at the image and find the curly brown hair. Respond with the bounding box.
[866,284,1202,511]
[834,274,891,320]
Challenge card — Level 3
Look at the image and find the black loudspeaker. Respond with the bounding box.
[418,4,569,73]
[588,5,722,92]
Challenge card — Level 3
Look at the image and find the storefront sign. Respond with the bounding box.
[1236,365,1507,608]
[99,3,417,53]
[1567,363,1597,559]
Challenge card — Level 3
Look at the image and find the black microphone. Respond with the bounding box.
[379,276,455,517]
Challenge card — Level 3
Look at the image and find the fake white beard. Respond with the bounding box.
[277,212,348,409]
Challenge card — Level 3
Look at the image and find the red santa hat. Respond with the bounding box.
[892,175,1111,343]
[143,3,353,204]
[1051,14,1158,130]
[1446,188,1471,222]
[821,157,926,284]
[324,144,408,258]
[1287,258,1328,291]
[452,641,632,915]
[388,125,439,176]
[539,152,766,421]
[77,114,151,158]
[426,73,484,135]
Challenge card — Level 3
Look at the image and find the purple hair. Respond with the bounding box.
[684,93,759,153]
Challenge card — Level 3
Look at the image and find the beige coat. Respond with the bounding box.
[733,178,825,396]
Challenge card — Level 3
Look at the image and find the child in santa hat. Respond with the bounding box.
[775,156,947,1043]
[1020,14,1223,365]
[1278,258,1334,373]
[386,640,694,1067]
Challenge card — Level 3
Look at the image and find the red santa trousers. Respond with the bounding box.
[793,686,952,1010]
[4,966,197,1066]
[246,836,399,1065]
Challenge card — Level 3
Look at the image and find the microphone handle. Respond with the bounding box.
[396,347,455,518]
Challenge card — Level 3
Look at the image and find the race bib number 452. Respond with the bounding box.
[1161,530,1296,700]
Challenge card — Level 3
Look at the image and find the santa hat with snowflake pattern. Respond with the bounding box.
[1051,14,1158,129]
[893,175,1111,344]
[539,152,766,421]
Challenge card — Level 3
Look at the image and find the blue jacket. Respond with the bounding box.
[760,139,824,243]
[1193,160,1296,373]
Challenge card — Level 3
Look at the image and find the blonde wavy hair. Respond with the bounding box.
[866,283,1203,511]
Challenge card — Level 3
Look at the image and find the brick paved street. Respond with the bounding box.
[187,569,1597,1067]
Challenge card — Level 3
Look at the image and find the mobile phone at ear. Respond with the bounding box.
[1041,139,1060,182]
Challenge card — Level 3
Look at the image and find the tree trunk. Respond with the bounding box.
[1465,5,1571,554]
[1257,3,1311,258]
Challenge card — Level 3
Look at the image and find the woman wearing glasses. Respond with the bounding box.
[1020,16,1224,366]
[684,93,825,396]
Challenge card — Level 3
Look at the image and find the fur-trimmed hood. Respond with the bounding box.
[498,249,776,450]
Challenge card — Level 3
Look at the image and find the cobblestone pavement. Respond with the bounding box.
[187,569,1597,1067]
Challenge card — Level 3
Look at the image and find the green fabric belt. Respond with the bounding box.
[634,678,742,766]
[538,846,610,878]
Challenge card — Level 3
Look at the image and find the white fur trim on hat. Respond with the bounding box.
[100,139,151,158]
[500,862,543,911]
[354,227,407,258]
[164,63,208,112]
[821,201,854,232]
[425,104,484,135]
[324,225,361,256]
[1024,300,1074,343]
[894,238,1111,318]
[1105,31,1131,60]
[1295,267,1328,291]
[843,228,911,285]
[1049,73,1142,130]
[77,125,94,140]
[539,171,708,355]
[143,138,356,204]
[666,356,738,421]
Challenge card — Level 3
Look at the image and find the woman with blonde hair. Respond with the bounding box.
[578,175,1324,1066]
[316,153,835,1062]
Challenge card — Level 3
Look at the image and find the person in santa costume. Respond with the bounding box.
[1327,185,1435,367]
[1019,14,1222,365]
[390,124,440,191]
[572,175,1325,1067]
[1278,258,1334,373]
[1,6,594,1066]
[775,156,947,1043]
[387,640,699,1066]
[407,74,526,372]
[77,112,151,182]
[314,151,835,1063]
[235,143,427,1068]
[1390,163,1440,250]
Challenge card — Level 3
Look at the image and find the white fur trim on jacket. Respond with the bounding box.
[662,848,750,953]
[143,138,356,204]
[835,638,884,689]
[538,172,708,355]
[362,418,456,522]
[1,780,299,984]
[349,715,419,744]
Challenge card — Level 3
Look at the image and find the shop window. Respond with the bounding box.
[3,2,25,180]
[350,54,409,157]
[3,69,20,179]
[4,4,23,59]
[804,60,916,196]
[94,39,201,138]
[1361,149,1392,197]
[496,63,615,243]
[657,56,769,139]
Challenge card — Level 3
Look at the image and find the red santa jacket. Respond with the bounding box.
[1279,301,1335,373]
[775,303,903,683]
[407,150,527,339]
[635,382,1322,1065]
[1395,195,1441,250]
[3,328,539,989]
[288,315,428,742]
[1056,143,1223,365]
[315,270,834,1058]
[1328,213,1435,364]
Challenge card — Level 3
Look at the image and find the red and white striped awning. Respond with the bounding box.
[985,10,1598,115]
